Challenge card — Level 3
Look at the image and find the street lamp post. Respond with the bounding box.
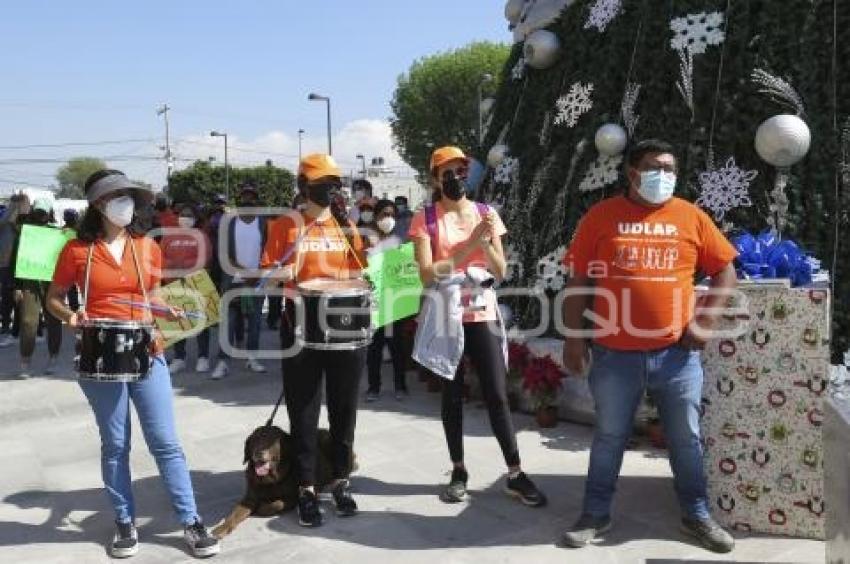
[297,128,305,162]
[210,130,229,201]
[477,73,494,147]
[308,93,332,155]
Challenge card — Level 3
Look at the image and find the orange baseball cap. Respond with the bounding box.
[298,153,341,182]
[430,146,468,173]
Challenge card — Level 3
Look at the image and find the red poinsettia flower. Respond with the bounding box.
[521,355,565,409]
[508,341,531,372]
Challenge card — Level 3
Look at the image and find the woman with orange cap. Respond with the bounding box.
[261,153,367,528]
[409,146,547,507]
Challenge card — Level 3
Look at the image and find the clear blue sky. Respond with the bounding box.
[0,0,509,190]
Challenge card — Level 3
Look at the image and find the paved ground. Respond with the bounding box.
[0,326,825,563]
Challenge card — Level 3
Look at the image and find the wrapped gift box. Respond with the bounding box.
[701,281,830,539]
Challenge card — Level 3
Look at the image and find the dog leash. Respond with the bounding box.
[266,387,286,427]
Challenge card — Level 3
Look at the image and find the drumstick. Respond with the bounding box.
[109,298,207,320]
[255,217,318,290]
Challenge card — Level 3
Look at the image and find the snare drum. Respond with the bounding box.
[76,319,153,382]
[296,278,373,350]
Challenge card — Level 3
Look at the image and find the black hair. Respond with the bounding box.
[77,168,151,242]
[374,199,397,217]
[626,139,678,169]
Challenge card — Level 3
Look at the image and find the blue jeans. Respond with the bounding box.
[79,355,199,525]
[582,343,710,521]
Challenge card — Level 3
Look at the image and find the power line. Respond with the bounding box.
[0,138,157,150]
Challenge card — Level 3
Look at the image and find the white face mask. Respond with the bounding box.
[103,196,135,228]
[360,210,374,224]
[377,216,396,234]
[178,216,195,228]
[349,207,361,223]
[637,170,677,204]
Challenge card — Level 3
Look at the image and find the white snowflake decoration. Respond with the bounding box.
[554,82,594,128]
[502,245,523,284]
[695,157,758,222]
[584,0,622,32]
[494,156,519,185]
[535,246,569,292]
[511,56,526,81]
[670,11,725,55]
[579,154,623,192]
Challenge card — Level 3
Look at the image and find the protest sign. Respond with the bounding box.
[14,225,73,281]
[365,242,422,327]
[156,270,221,348]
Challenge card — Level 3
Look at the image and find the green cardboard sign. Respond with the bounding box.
[366,242,423,327]
[14,225,73,281]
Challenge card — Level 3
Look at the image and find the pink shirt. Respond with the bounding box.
[409,201,507,323]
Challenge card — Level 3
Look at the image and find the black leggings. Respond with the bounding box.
[442,322,520,467]
[280,305,365,486]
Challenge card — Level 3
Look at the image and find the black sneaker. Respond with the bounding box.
[110,520,139,558]
[183,519,220,558]
[298,489,323,527]
[440,467,468,503]
[680,516,735,553]
[331,479,359,517]
[505,472,547,507]
[562,514,613,548]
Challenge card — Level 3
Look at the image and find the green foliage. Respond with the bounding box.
[483,0,850,359]
[390,41,511,176]
[166,160,295,208]
[55,157,107,199]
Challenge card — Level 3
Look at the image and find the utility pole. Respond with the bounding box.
[156,104,173,179]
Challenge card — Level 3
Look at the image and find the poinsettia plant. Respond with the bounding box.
[521,355,566,410]
[508,341,531,381]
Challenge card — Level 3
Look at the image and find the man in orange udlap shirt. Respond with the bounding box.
[559,140,738,554]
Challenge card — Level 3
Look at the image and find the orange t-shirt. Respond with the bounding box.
[53,236,166,353]
[564,195,738,351]
[408,201,507,323]
[261,211,365,285]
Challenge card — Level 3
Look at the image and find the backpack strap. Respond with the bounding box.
[425,204,438,257]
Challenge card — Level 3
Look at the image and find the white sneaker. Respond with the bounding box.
[19,359,31,378]
[211,360,228,380]
[169,358,187,375]
[246,358,267,373]
[0,335,15,348]
[195,357,210,373]
[35,335,45,344]
[44,356,58,375]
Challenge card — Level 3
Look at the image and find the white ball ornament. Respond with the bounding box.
[487,144,509,167]
[523,30,561,69]
[505,0,524,23]
[594,123,628,156]
[754,114,811,167]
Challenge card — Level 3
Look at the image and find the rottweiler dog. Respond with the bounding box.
[213,425,350,538]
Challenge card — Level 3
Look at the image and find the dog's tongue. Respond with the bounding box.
[255,461,271,477]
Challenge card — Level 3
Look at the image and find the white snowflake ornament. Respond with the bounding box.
[584,0,622,32]
[511,56,526,81]
[502,245,523,284]
[494,156,519,185]
[695,157,758,222]
[579,154,623,192]
[554,82,594,128]
[670,11,725,55]
[535,246,569,292]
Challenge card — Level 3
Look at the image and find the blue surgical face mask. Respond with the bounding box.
[638,170,676,204]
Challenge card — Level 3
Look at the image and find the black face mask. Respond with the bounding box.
[441,170,467,201]
[31,211,49,225]
[307,183,338,208]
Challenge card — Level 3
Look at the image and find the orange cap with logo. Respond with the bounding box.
[298,153,342,182]
[429,146,468,174]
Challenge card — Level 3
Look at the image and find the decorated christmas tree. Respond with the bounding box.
[480,0,849,360]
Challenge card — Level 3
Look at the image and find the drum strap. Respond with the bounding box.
[82,243,94,311]
[128,236,152,314]
[329,214,366,274]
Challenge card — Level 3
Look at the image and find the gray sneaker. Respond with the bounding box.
[681,516,734,553]
[440,467,468,503]
[562,514,612,548]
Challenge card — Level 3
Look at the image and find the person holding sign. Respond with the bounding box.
[410,146,546,507]
[11,198,63,376]
[45,169,220,559]
[261,153,367,528]
[363,199,410,402]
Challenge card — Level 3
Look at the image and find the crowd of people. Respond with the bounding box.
[2,139,740,558]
